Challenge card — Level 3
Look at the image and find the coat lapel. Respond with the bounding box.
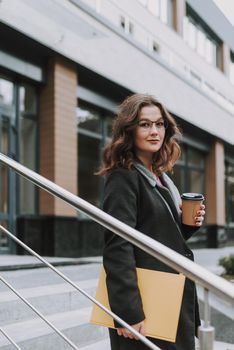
[133,163,182,225]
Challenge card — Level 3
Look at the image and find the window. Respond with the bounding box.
[120,16,125,30]
[119,15,134,35]
[153,41,159,53]
[172,144,205,195]
[0,77,38,250]
[77,102,114,207]
[147,0,173,27]
[183,10,221,68]
[19,84,38,214]
[225,162,234,223]
[230,52,234,85]
[0,77,14,105]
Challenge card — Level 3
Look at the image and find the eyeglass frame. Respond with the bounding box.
[136,118,168,131]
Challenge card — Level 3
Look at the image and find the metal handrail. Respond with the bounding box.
[0,153,233,304]
[0,153,234,350]
[0,224,160,350]
[0,327,22,350]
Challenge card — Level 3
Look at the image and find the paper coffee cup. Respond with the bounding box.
[181,193,204,226]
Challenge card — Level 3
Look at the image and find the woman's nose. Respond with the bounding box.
[149,124,159,134]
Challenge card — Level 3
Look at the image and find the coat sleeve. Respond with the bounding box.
[181,224,200,240]
[102,169,145,327]
[167,176,200,241]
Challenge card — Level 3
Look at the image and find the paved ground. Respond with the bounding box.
[0,246,233,271]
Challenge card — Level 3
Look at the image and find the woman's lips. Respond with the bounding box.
[148,140,160,144]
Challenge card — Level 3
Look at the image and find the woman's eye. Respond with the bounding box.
[156,122,164,128]
[139,122,150,128]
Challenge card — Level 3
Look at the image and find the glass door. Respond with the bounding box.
[0,110,16,252]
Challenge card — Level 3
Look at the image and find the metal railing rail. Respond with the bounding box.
[0,224,160,350]
[0,153,233,302]
[0,152,234,349]
[0,327,22,350]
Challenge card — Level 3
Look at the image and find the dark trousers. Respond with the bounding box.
[108,329,195,350]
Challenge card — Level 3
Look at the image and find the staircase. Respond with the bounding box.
[0,261,233,350]
[0,263,110,350]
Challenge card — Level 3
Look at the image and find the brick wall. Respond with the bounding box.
[39,56,77,216]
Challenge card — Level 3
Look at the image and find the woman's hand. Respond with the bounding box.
[117,321,145,340]
[194,204,205,227]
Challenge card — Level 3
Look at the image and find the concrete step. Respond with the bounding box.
[0,277,97,325]
[0,307,109,349]
[81,338,234,350]
[0,264,105,349]
[81,338,110,350]
[0,263,233,349]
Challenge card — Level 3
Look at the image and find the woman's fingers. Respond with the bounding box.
[195,204,205,226]
[117,321,145,340]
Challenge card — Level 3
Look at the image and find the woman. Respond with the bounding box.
[97,94,205,350]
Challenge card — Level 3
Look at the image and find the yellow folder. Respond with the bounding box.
[90,267,185,343]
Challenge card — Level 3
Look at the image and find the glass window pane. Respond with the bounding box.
[20,85,37,114]
[179,144,186,163]
[230,58,234,85]
[0,220,9,249]
[188,20,197,49]
[227,183,234,222]
[0,120,9,213]
[212,41,217,67]
[160,0,168,23]
[197,28,206,57]
[226,164,234,222]
[105,116,114,138]
[171,165,184,194]
[0,78,14,105]
[19,118,37,214]
[187,148,205,168]
[189,170,204,193]
[78,134,101,207]
[166,0,173,27]
[183,17,189,42]
[77,105,101,133]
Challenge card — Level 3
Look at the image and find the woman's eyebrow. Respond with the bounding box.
[139,117,164,122]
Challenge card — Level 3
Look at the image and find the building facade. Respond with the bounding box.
[0,0,234,256]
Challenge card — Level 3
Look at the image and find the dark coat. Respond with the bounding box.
[103,164,201,350]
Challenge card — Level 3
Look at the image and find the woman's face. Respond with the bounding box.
[133,105,166,161]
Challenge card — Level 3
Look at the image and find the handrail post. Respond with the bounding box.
[198,288,215,350]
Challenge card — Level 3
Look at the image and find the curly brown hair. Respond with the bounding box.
[97,94,182,176]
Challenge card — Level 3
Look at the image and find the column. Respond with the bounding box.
[174,0,186,36]
[205,140,226,247]
[39,56,77,216]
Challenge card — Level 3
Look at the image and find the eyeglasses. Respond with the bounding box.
[137,119,168,131]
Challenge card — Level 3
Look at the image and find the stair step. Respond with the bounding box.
[80,338,234,350]
[81,338,110,350]
[0,264,233,349]
[0,278,98,303]
[0,307,109,349]
[0,278,98,325]
[0,264,101,292]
